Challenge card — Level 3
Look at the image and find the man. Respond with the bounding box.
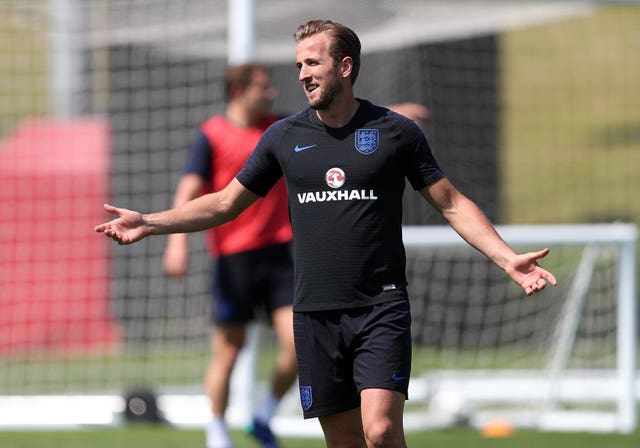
[163,63,295,448]
[162,62,430,448]
[96,20,557,448]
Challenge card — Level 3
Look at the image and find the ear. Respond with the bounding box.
[340,56,353,80]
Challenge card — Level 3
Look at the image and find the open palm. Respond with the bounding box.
[94,203,148,245]
[505,248,558,296]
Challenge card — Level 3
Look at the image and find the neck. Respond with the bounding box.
[225,102,261,128]
[316,96,359,128]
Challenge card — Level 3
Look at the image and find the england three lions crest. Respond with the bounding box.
[355,128,379,155]
[299,385,313,411]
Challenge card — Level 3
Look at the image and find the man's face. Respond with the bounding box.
[296,32,343,110]
[241,69,277,115]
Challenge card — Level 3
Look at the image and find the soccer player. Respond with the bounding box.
[161,62,429,448]
[163,63,295,448]
[96,20,557,448]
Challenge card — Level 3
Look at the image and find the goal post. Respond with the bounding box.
[403,223,637,434]
[0,223,635,435]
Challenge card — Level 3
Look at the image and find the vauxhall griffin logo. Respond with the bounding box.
[325,167,345,188]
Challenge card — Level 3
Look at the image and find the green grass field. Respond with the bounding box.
[1,425,640,448]
[501,5,640,224]
[0,0,49,138]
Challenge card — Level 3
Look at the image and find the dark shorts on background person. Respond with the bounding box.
[293,298,412,419]
[210,242,294,324]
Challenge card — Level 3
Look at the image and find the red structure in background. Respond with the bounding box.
[0,118,121,354]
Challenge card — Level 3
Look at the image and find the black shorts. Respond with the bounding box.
[293,298,412,419]
[210,243,294,325]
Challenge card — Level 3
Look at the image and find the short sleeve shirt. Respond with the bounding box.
[185,115,292,257]
[236,99,445,312]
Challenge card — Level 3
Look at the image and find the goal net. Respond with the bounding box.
[0,222,636,434]
[1,0,638,436]
[402,223,637,434]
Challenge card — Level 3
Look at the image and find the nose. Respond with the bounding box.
[298,65,310,83]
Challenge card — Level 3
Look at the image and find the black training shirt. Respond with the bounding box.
[236,99,445,312]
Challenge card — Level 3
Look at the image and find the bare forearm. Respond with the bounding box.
[421,179,557,295]
[147,177,257,236]
[443,196,516,271]
[423,179,516,270]
[146,192,237,236]
[96,178,258,245]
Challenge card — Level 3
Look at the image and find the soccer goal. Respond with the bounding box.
[402,223,637,434]
[0,223,636,435]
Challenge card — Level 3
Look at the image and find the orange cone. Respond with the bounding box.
[480,419,515,438]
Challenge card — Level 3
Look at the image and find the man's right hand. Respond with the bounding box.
[95,203,148,245]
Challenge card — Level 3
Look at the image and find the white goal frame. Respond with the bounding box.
[0,223,636,435]
[403,222,637,434]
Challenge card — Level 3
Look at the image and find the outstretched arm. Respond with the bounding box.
[95,178,259,245]
[420,178,557,296]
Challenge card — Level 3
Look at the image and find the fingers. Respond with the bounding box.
[542,269,558,286]
[525,276,548,296]
[100,227,123,243]
[531,248,557,287]
[94,221,115,234]
[95,204,119,233]
[94,220,126,244]
[108,232,128,245]
[95,204,127,240]
[522,248,557,296]
[103,203,125,215]
[525,269,558,296]
[94,223,116,234]
[531,247,550,260]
